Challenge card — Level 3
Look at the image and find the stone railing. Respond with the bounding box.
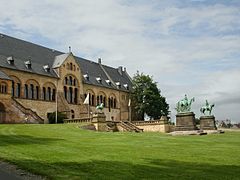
[12,98,44,123]
[64,117,92,124]
[132,120,164,126]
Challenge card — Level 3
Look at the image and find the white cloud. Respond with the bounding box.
[0,0,239,122]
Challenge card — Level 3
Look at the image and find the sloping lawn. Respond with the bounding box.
[0,124,239,179]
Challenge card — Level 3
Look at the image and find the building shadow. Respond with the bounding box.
[10,158,240,180]
[0,135,63,146]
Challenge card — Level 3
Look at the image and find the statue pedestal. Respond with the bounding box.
[92,112,107,131]
[175,112,197,131]
[200,115,217,130]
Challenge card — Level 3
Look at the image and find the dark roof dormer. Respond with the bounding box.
[105,79,111,85]
[43,64,50,72]
[96,77,102,83]
[7,56,14,65]
[123,84,129,90]
[116,82,121,88]
[25,60,32,69]
[83,74,89,81]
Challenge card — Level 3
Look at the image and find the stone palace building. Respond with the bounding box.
[0,33,132,123]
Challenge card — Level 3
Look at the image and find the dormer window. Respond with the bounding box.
[123,84,129,90]
[83,74,89,81]
[43,65,50,72]
[116,82,121,88]
[25,60,32,69]
[105,79,111,85]
[7,56,14,65]
[96,77,102,83]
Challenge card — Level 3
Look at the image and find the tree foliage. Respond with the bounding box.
[131,72,169,120]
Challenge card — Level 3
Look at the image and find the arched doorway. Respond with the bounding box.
[0,102,6,123]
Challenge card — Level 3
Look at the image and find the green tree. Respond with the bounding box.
[131,72,169,120]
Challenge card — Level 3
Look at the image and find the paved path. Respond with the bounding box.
[0,164,22,180]
[0,161,44,180]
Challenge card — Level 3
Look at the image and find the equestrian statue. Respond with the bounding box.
[96,103,104,112]
[200,100,214,116]
[175,94,195,113]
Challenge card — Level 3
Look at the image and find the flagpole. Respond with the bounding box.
[88,103,90,119]
[55,79,58,124]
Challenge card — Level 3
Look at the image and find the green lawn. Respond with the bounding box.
[0,124,239,180]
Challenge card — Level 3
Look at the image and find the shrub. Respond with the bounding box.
[48,111,67,124]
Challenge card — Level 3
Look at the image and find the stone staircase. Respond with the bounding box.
[119,121,143,132]
[11,98,44,124]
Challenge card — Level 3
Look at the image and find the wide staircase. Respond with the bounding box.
[12,98,44,123]
[119,121,143,133]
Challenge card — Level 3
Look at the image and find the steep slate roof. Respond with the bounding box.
[0,69,11,80]
[0,33,132,91]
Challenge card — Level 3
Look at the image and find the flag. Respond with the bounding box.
[83,93,89,105]
[128,99,131,107]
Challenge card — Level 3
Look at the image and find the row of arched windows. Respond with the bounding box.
[0,82,7,94]
[63,75,79,104]
[10,76,56,102]
[66,63,76,71]
[84,93,117,109]
[64,86,78,104]
[64,76,77,86]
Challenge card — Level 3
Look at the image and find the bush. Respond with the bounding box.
[48,111,67,124]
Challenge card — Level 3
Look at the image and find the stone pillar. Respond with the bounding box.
[200,116,217,130]
[175,112,197,131]
[159,116,168,124]
[92,112,107,131]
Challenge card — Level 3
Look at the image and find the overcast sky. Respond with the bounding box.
[0,0,239,123]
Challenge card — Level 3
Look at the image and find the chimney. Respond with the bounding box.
[124,67,126,72]
[98,58,102,64]
[118,66,123,75]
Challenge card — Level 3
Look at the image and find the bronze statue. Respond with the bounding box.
[175,94,195,113]
[200,100,214,116]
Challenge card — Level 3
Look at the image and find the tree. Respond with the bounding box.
[131,71,169,120]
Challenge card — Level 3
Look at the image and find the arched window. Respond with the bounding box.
[16,83,21,97]
[69,87,73,103]
[103,97,106,106]
[69,76,73,85]
[70,63,73,70]
[65,77,68,85]
[24,84,28,98]
[100,95,103,103]
[9,76,21,98]
[64,86,67,100]
[73,65,76,71]
[52,89,56,101]
[67,63,69,70]
[74,88,78,104]
[30,84,34,99]
[42,87,46,100]
[12,81,15,97]
[0,82,7,94]
[114,99,117,108]
[92,95,95,106]
[47,87,51,101]
[73,79,76,86]
[97,96,99,105]
[36,86,39,99]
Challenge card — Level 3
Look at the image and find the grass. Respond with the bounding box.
[0,124,239,180]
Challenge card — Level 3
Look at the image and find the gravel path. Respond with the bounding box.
[0,161,45,180]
